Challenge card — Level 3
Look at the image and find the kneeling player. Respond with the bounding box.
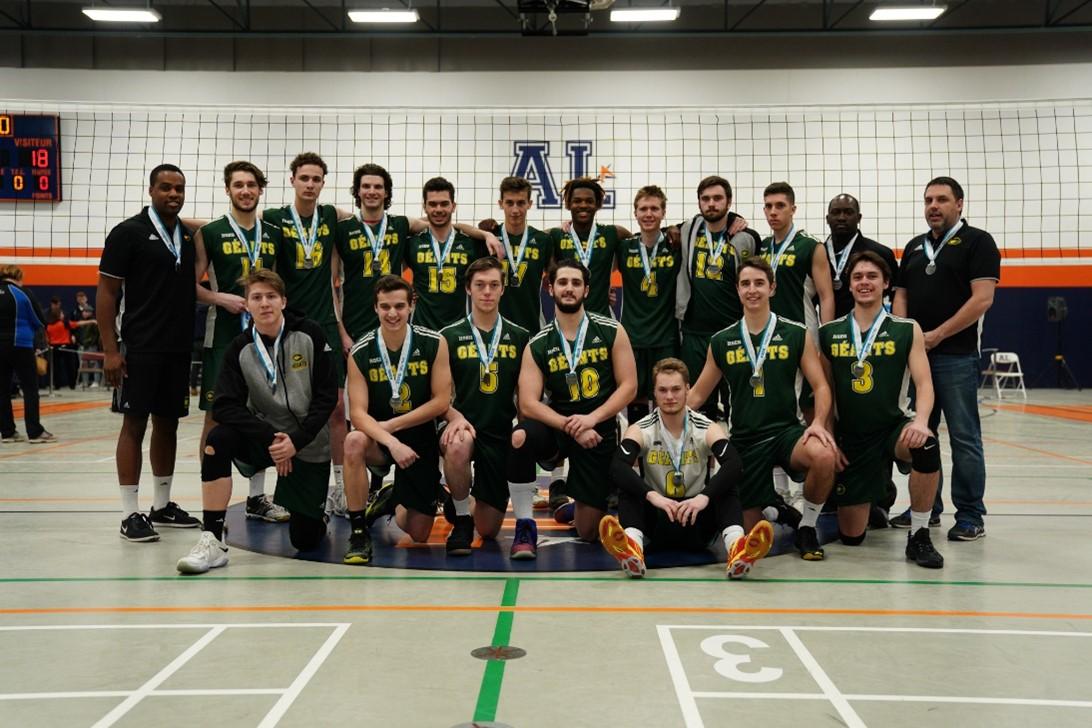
[440,258,530,556]
[599,358,774,579]
[688,257,839,561]
[341,275,451,565]
[177,269,337,574]
[819,251,944,568]
[508,260,637,551]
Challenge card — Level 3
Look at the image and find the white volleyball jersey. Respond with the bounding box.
[636,408,714,499]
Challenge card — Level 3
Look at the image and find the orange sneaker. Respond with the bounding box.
[727,520,774,579]
[598,515,645,578]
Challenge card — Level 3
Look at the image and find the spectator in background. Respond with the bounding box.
[45,297,78,390]
[0,264,54,443]
[74,304,102,388]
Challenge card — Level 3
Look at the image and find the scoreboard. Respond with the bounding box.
[0,114,62,202]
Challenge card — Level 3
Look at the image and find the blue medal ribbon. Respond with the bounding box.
[147,207,182,270]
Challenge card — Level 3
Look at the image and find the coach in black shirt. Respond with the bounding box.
[97,164,201,543]
[824,194,899,318]
[893,176,1000,542]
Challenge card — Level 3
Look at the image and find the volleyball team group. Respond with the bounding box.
[93,152,999,578]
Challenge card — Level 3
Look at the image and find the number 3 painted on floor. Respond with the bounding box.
[700,635,783,683]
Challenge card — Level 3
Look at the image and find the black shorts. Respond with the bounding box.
[551,420,618,511]
[114,351,191,419]
[378,422,441,517]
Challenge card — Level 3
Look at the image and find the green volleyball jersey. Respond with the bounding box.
[441,315,529,435]
[684,225,747,333]
[199,215,280,348]
[760,230,820,329]
[335,213,412,340]
[616,234,680,347]
[264,204,339,326]
[550,223,621,316]
[528,312,620,418]
[351,324,441,422]
[404,230,485,330]
[819,312,915,437]
[497,226,554,333]
[709,316,807,442]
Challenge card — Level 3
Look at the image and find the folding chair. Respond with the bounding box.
[982,351,1027,400]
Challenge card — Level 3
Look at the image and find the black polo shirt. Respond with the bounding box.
[99,207,196,354]
[826,233,899,319]
[895,220,1000,356]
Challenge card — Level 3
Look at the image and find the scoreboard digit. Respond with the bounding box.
[0,114,62,202]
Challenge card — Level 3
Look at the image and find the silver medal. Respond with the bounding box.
[851,361,866,378]
[672,469,684,483]
[833,278,842,290]
[303,258,314,269]
[565,371,580,391]
[706,262,722,277]
[389,396,402,409]
[371,259,384,275]
[925,261,936,275]
[749,373,763,388]
[507,270,521,288]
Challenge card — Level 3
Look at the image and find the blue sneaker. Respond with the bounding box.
[947,521,985,541]
[553,500,575,525]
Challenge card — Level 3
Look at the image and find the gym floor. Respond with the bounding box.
[2,388,1091,727]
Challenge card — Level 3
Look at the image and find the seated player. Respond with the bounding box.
[688,257,838,561]
[599,358,774,579]
[819,251,944,568]
[508,259,637,552]
[341,275,451,565]
[176,269,337,574]
[439,257,530,556]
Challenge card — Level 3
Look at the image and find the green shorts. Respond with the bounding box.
[681,328,731,420]
[272,459,331,521]
[733,424,806,510]
[553,420,618,511]
[469,433,511,514]
[199,346,226,412]
[633,341,679,399]
[833,418,911,507]
[381,422,441,517]
[322,321,346,385]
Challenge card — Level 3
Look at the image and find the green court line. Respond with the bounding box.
[472,577,520,723]
[2,574,1092,589]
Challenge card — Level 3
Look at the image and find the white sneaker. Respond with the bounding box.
[325,483,348,519]
[176,532,228,575]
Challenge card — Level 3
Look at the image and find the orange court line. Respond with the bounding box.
[2,604,1092,621]
[982,435,1092,467]
[0,435,110,461]
[989,402,1092,424]
[13,400,108,417]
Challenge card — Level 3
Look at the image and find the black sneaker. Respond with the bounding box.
[120,512,160,542]
[343,528,374,565]
[773,496,802,530]
[906,528,945,568]
[948,521,985,542]
[446,515,475,556]
[889,509,941,529]
[868,504,890,530]
[794,525,825,561]
[148,502,201,529]
[547,478,568,512]
[365,482,396,527]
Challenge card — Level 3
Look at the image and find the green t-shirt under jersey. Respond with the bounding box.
[760,229,820,330]
[616,233,680,347]
[528,312,620,418]
[199,215,281,348]
[403,230,485,330]
[335,213,412,340]
[350,324,442,422]
[497,226,554,334]
[709,315,807,443]
[441,315,529,436]
[819,312,916,437]
[550,222,621,317]
[263,204,339,326]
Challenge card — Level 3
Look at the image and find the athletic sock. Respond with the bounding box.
[152,475,172,510]
[509,482,537,520]
[910,510,931,533]
[333,465,344,490]
[800,498,823,529]
[722,525,745,551]
[120,485,139,516]
[772,467,791,500]
[248,470,266,498]
[348,510,366,532]
[204,510,227,541]
[623,527,645,550]
[551,463,566,483]
[452,496,471,517]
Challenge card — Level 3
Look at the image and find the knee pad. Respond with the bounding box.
[201,425,240,482]
[839,531,866,546]
[910,436,941,474]
[289,513,327,551]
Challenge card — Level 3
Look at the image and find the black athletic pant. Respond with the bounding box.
[0,345,44,439]
[617,488,741,552]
